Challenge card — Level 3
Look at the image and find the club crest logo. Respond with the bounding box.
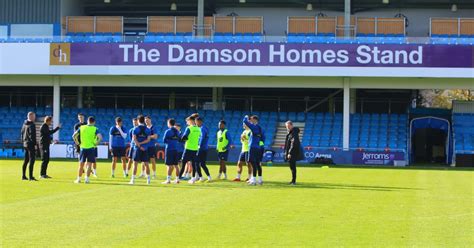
[50,43,71,65]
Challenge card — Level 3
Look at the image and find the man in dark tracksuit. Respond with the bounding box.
[39,116,61,179]
[21,112,38,181]
[284,121,304,185]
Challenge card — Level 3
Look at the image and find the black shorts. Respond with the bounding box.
[147,146,157,159]
[80,148,96,163]
[181,149,197,163]
[239,151,248,162]
[165,150,179,165]
[94,147,98,158]
[197,150,208,163]
[111,147,126,157]
[246,147,262,164]
[218,151,229,161]
[177,151,183,161]
[133,148,149,163]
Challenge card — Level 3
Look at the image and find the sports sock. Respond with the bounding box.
[236,173,241,179]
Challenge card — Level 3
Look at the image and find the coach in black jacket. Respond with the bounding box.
[40,116,61,179]
[21,112,38,181]
[284,121,303,185]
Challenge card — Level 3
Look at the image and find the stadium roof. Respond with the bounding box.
[83,0,474,16]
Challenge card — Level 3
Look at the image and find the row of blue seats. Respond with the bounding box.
[64,35,122,43]
[302,138,408,149]
[430,37,474,45]
[352,113,408,119]
[356,33,405,37]
[453,114,474,154]
[0,36,123,43]
[431,34,474,38]
[287,36,474,45]
[58,107,278,115]
[1,36,473,45]
[351,123,407,128]
[288,33,405,37]
[302,140,407,149]
[288,32,336,37]
[287,36,406,44]
[304,112,408,150]
[66,32,122,36]
[144,35,264,43]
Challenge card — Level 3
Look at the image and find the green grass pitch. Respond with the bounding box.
[1,159,473,247]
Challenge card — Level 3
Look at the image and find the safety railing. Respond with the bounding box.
[430,18,474,37]
[0,35,473,45]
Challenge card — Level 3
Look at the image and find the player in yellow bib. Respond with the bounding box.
[178,115,202,184]
[72,116,102,184]
[233,124,253,182]
[216,120,233,180]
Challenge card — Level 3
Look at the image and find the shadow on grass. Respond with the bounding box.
[41,177,421,192]
[4,158,471,171]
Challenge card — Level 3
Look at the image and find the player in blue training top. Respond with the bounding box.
[145,116,158,179]
[175,123,191,179]
[125,118,138,178]
[162,118,181,184]
[195,116,212,182]
[129,115,151,185]
[243,115,265,186]
[109,117,127,178]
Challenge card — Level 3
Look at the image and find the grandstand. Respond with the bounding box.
[0,0,473,166]
[452,101,474,166]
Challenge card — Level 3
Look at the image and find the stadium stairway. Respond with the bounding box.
[273,122,305,147]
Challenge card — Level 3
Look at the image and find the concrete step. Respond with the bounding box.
[272,122,306,147]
